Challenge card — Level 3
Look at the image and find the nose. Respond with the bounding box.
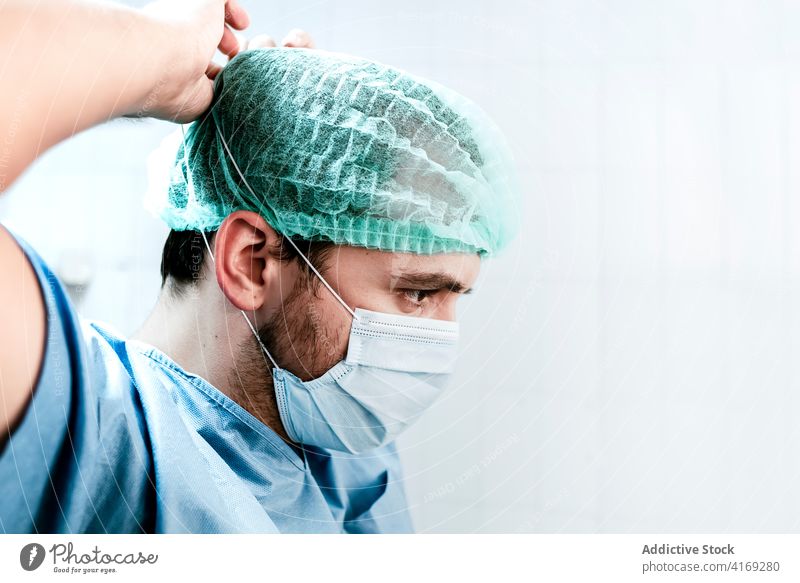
[433,298,459,322]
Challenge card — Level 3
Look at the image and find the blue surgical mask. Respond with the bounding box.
[272,304,459,453]
[200,231,459,454]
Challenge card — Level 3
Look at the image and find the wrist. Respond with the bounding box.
[123,8,186,118]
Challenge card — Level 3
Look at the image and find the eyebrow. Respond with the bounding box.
[391,271,474,294]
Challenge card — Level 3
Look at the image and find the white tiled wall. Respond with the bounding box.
[3,0,800,532]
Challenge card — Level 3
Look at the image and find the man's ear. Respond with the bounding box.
[212,210,288,312]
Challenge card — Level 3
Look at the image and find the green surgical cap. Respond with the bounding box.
[153,48,519,256]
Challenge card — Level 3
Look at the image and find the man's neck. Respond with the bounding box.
[131,286,293,444]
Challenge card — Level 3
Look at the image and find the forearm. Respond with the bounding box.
[0,0,174,442]
[0,0,175,191]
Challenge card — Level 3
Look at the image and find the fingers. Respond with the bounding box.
[218,25,241,57]
[245,34,277,50]
[281,28,315,48]
[243,29,313,52]
[206,61,223,80]
[239,29,315,56]
[224,0,250,31]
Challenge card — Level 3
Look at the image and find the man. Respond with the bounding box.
[0,0,516,533]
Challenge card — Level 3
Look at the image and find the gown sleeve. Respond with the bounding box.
[0,225,154,533]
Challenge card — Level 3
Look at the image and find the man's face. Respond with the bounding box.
[260,245,481,382]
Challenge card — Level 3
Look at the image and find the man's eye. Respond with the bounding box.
[403,289,436,304]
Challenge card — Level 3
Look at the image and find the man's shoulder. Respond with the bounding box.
[78,318,186,404]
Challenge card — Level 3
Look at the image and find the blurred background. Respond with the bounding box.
[3,0,800,533]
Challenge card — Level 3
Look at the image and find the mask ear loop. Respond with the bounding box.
[198,229,279,369]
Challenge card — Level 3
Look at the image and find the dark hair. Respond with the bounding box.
[160,229,334,295]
